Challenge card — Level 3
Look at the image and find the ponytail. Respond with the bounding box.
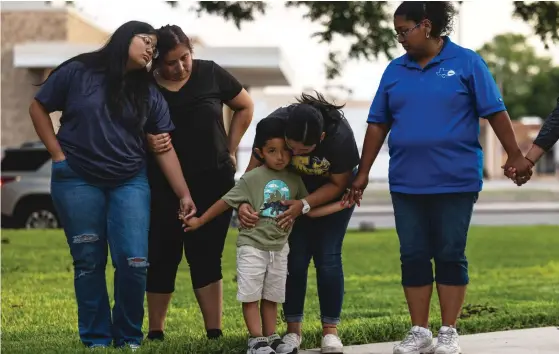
[285,91,346,146]
[296,91,345,129]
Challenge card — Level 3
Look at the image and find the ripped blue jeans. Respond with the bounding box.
[50,160,150,348]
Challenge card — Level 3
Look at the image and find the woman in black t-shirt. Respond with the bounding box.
[239,92,360,354]
[145,25,254,341]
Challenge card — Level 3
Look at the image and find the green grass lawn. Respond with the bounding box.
[2,226,559,354]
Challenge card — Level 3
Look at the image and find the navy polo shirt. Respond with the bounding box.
[35,61,174,184]
[368,37,506,194]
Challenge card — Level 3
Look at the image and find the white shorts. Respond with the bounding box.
[236,244,289,303]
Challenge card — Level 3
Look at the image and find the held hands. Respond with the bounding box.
[180,216,202,232]
[342,172,369,207]
[177,196,198,232]
[501,153,534,186]
[178,195,197,221]
[147,133,172,153]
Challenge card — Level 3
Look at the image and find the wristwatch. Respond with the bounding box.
[301,199,311,214]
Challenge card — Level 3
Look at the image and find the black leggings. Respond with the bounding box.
[146,167,235,293]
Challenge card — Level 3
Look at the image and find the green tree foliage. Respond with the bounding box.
[166,1,559,79]
[477,33,558,119]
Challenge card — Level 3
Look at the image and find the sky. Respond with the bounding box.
[68,0,559,101]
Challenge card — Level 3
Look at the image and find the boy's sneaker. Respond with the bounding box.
[393,326,435,354]
[434,326,461,354]
[247,337,276,354]
[321,334,343,353]
[281,333,302,353]
[269,333,297,354]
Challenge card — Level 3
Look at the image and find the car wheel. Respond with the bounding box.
[16,200,60,229]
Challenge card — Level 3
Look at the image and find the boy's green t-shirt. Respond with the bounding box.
[222,166,308,251]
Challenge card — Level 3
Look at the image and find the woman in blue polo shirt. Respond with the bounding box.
[28,21,195,349]
[346,3,532,354]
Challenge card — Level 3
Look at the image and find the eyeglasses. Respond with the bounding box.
[395,23,421,41]
[136,34,159,59]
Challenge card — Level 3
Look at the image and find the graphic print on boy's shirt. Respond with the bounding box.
[260,179,290,217]
[221,166,308,252]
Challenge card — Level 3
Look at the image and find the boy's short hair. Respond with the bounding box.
[253,117,286,150]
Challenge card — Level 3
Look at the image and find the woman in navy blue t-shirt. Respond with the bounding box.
[29,21,195,349]
[347,3,532,354]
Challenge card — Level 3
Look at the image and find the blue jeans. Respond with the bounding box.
[391,192,478,287]
[50,160,150,347]
[283,205,354,325]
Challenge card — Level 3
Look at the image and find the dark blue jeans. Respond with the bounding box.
[391,192,478,287]
[50,160,150,347]
[283,205,354,325]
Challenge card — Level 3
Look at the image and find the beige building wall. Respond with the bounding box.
[1,8,108,147]
[65,11,109,44]
[1,10,67,147]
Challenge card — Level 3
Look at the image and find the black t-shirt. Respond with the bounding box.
[148,60,243,188]
[253,105,360,193]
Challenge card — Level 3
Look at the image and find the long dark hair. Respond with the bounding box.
[285,91,345,146]
[155,24,193,62]
[40,20,156,130]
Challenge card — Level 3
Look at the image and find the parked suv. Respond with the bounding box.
[1,141,60,229]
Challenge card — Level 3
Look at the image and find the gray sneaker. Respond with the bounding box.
[393,326,435,354]
[247,337,276,354]
[269,333,297,354]
[434,326,461,354]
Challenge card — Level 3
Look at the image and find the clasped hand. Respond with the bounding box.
[501,153,534,186]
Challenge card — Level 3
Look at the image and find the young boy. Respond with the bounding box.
[180,118,347,354]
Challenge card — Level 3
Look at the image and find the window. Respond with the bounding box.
[1,149,51,172]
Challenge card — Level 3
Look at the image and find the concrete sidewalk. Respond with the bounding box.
[300,327,559,354]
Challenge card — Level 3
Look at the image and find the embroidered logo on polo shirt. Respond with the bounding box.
[436,68,455,78]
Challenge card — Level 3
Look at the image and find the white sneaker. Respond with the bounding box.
[269,333,297,354]
[321,334,343,353]
[281,333,302,353]
[393,326,435,354]
[434,326,461,354]
[247,337,276,354]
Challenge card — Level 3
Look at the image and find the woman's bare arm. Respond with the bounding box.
[225,89,254,161]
